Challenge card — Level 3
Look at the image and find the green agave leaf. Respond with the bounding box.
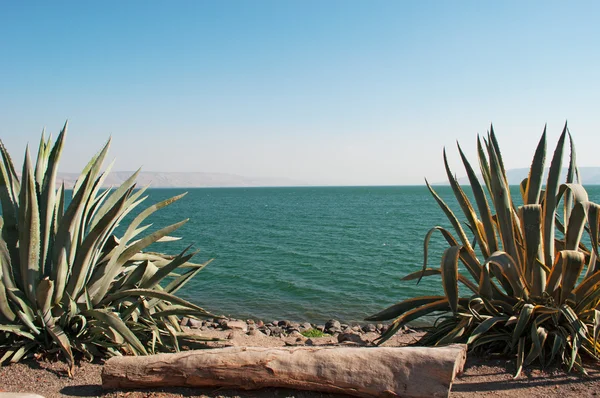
[374,298,470,346]
[151,307,218,319]
[18,146,41,307]
[161,263,216,298]
[83,309,147,355]
[89,194,188,303]
[593,309,600,356]
[72,138,111,197]
[0,151,21,285]
[489,126,509,186]
[512,303,534,347]
[365,296,448,322]
[8,342,37,364]
[92,219,189,302]
[477,264,494,302]
[88,169,141,231]
[458,142,498,255]
[587,203,600,262]
[476,135,493,203]
[441,246,461,314]
[0,256,16,321]
[34,129,49,190]
[487,251,528,299]
[36,277,54,324]
[39,123,66,276]
[425,180,472,256]
[563,131,580,224]
[560,250,585,304]
[0,324,36,340]
[444,148,490,258]
[6,287,39,335]
[486,135,521,269]
[525,128,546,205]
[574,269,600,303]
[52,171,94,305]
[46,322,75,376]
[514,336,526,378]
[437,316,471,345]
[524,325,548,367]
[402,268,478,294]
[420,227,459,284]
[470,332,511,350]
[101,288,213,317]
[542,124,567,272]
[467,316,508,345]
[140,246,203,290]
[519,205,544,295]
[66,186,133,300]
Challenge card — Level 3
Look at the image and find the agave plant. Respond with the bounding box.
[367,124,600,376]
[0,122,217,375]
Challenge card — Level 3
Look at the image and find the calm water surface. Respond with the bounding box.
[134,185,600,323]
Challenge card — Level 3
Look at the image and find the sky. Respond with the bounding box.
[0,1,598,186]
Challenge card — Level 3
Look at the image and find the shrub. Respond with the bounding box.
[0,123,216,375]
[300,328,329,338]
[367,124,600,376]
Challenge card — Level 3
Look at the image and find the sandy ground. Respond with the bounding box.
[1,328,600,398]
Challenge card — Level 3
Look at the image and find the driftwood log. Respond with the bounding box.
[102,345,467,397]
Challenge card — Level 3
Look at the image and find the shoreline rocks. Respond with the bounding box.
[180,316,417,339]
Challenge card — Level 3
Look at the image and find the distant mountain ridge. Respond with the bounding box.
[452,167,600,186]
[55,171,303,188]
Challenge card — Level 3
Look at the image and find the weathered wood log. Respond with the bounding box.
[102,344,467,398]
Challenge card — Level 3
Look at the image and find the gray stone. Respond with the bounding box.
[288,322,301,331]
[325,319,342,333]
[180,317,189,327]
[248,328,266,337]
[269,326,284,336]
[337,332,365,345]
[188,318,203,328]
[300,322,312,331]
[261,328,272,337]
[278,320,291,328]
[224,320,248,332]
[288,330,303,338]
[363,323,377,333]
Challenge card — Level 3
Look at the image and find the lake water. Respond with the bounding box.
[136,185,600,324]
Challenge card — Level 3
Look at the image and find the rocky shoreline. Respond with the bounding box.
[180,316,418,345]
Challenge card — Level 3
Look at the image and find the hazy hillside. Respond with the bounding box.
[55,171,303,188]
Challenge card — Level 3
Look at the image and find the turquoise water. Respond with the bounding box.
[137,185,600,324]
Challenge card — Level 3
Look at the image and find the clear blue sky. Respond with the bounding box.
[1,1,598,185]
